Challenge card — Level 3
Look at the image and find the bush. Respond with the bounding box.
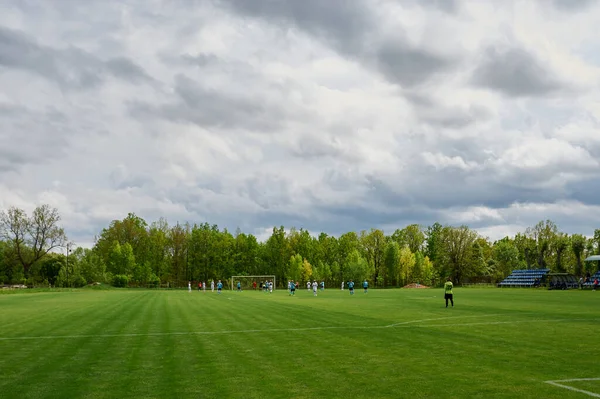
[112,274,129,288]
[147,273,160,288]
[72,275,87,288]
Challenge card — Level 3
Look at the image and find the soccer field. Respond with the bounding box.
[1,287,599,398]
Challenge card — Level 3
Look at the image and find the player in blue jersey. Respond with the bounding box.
[237,281,241,292]
[217,280,223,294]
[289,280,296,296]
[363,280,368,293]
[348,280,354,295]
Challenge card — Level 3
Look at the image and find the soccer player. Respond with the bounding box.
[237,281,241,292]
[307,281,310,291]
[217,280,223,294]
[341,281,344,290]
[287,280,291,293]
[188,281,191,292]
[444,277,454,307]
[198,282,201,291]
[253,281,257,290]
[320,281,324,291]
[202,281,206,292]
[363,280,368,293]
[290,280,296,296]
[269,280,273,293]
[348,280,354,295]
[312,280,318,296]
[211,280,215,292]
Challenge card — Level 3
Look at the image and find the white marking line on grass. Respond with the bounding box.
[0,315,496,341]
[0,315,596,341]
[400,318,600,328]
[544,378,600,398]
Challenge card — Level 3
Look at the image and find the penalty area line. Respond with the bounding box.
[544,379,600,398]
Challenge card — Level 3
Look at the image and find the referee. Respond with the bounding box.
[444,277,454,308]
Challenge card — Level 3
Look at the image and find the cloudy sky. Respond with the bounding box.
[1,0,600,247]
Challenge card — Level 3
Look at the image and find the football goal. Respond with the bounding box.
[231,275,276,291]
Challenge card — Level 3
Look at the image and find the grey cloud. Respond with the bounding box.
[405,92,492,128]
[0,104,70,171]
[180,53,220,67]
[215,0,372,53]
[128,73,289,131]
[471,46,567,97]
[215,0,457,87]
[104,57,153,83]
[374,41,454,87]
[0,26,152,89]
[550,0,596,11]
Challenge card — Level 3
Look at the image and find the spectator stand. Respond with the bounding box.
[497,269,550,288]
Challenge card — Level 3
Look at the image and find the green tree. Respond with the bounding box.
[287,253,303,282]
[571,234,586,276]
[384,241,400,287]
[0,205,68,277]
[397,246,416,286]
[438,225,478,284]
[301,258,313,282]
[492,239,520,279]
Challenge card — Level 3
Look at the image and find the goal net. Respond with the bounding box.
[231,275,276,291]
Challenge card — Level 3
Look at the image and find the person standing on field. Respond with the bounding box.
[312,280,318,296]
[211,280,215,292]
[217,280,223,294]
[363,280,368,293]
[202,281,206,292]
[341,281,344,290]
[188,281,191,292]
[444,277,454,307]
[348,280,354,295]
[289,280,296,296]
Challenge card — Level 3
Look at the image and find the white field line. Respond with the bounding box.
[0,315,596,341]
[544,379,600,398]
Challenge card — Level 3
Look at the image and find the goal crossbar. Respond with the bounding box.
[231,275,276,290]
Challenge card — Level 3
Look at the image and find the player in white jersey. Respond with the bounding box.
[312,280,318,296]
[307,281,311,291]
[341,281,344,290]
[211,280,214,292]
[287,280,291,293]
[202,281,206,292]
[269,281,273,293]
[188,281,191,292]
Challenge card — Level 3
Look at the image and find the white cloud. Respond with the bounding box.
[1,0,600,246]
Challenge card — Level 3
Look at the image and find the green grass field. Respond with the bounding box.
[1,287,599,398]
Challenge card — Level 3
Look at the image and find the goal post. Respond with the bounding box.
[231,275,276,291]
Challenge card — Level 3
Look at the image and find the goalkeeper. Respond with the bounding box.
[444,277,454,308]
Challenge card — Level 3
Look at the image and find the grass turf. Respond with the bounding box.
[1,287,599,398]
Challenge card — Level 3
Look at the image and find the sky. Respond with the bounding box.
[1,0,600,247]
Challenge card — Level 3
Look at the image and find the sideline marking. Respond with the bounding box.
[544,378,600,398]
[0,315,596,341]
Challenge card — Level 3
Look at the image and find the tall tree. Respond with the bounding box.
[384,241,400,287]
[525,220,558,269]
[359,228,386,286]
[425,222,443,263]
[571,234,586,276]
[0,205,68,277]
[439,225,478,284]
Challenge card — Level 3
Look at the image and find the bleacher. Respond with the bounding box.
[498,269,550,287]
[583,271,600,288]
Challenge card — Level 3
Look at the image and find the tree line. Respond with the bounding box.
[1,205,599,288]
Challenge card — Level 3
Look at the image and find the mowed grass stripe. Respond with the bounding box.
[0,291,152,397]
[1,288,599,398]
